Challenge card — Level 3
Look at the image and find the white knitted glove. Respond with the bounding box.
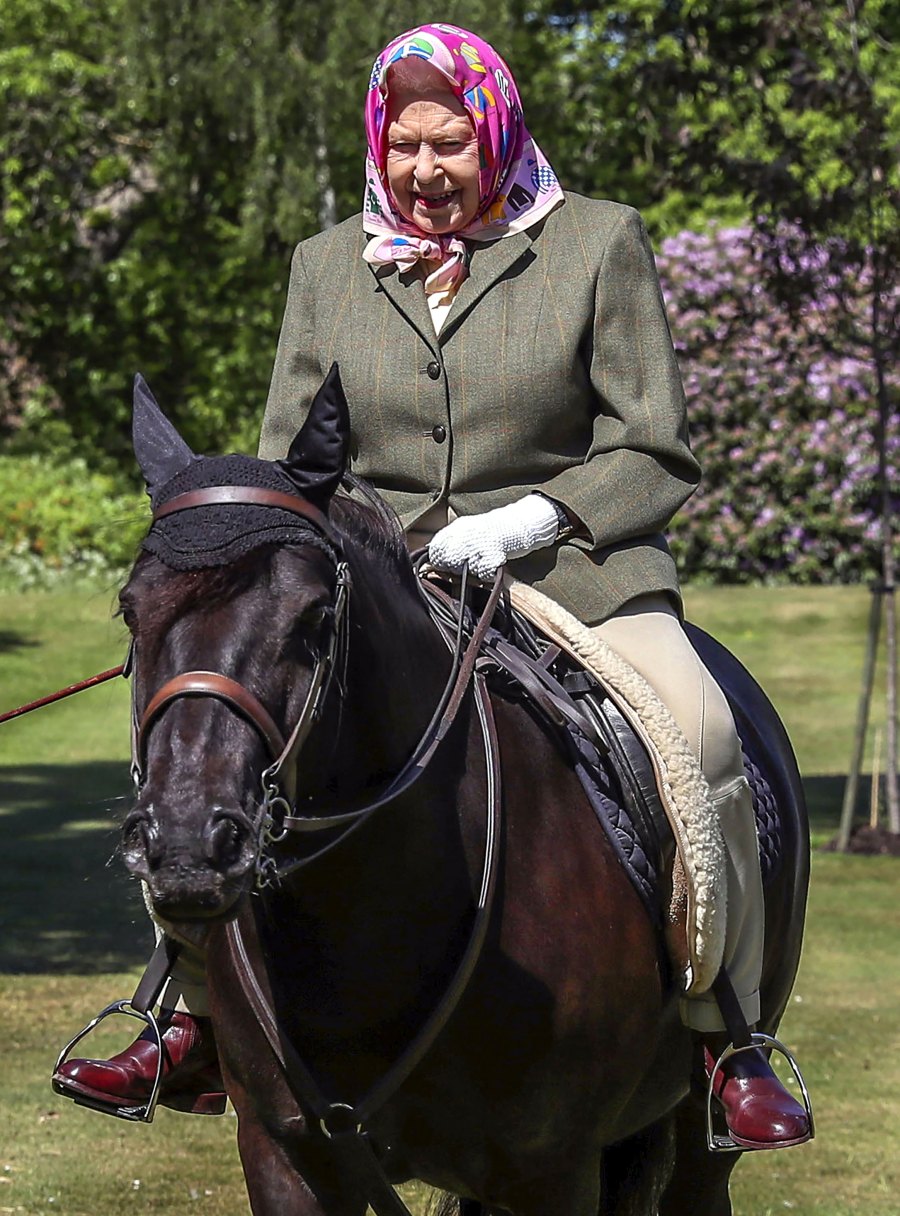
[428,495,560,581]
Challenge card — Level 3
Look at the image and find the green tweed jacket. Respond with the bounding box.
[260,191,700,625]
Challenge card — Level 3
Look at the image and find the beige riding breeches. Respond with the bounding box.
[590,595,763,1031]
[162,507,763,1033]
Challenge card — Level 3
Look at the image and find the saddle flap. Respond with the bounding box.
[417,569,726,996]
[503,579,729,997]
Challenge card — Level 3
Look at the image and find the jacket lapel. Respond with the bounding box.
[368,228,536,350]
[440,229,535,343]
[371,265,439,355]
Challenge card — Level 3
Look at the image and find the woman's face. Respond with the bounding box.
[385,86,480,235]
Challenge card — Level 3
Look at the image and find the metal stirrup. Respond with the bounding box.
[53,1001,165,1123]
[705,1032,815,1153]
[51,937,181,1123]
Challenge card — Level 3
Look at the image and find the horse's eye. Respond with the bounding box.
[300,605,327,630]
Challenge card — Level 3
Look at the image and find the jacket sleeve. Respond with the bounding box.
[258,242,321,460]
[533,207,700,552]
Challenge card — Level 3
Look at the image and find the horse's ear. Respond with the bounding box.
[132,373,196,497]
[279,362,349,509]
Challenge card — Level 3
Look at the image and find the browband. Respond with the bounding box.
[153,486,342,548]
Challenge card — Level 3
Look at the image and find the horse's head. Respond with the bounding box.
[120,367,352,921]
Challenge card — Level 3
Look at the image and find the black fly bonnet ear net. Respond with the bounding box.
[142,454,338,571]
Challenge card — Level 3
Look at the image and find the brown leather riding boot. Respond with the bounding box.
[704,1042,812,1150]
[53,1010,226,1116]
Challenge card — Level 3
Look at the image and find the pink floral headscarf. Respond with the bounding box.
[362,24,565,295]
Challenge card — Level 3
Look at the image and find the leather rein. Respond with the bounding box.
[133,485,505,1216]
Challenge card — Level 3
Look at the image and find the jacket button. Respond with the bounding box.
[427,360,442,380]
[431,425,447,444]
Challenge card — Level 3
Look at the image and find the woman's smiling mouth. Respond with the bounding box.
[415,191,456,209]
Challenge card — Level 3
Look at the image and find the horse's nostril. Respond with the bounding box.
[206,811,251,871]
[122,812,145,851]
[121,809,159,871]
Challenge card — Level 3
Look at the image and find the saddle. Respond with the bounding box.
[419,573,782,1000]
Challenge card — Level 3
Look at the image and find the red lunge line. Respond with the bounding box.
[0,665,125,725]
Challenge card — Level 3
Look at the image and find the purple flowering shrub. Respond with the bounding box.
[657,227,899,583]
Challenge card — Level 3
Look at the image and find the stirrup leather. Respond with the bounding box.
[53,1000,165,1123]
[705,1031,815,1152]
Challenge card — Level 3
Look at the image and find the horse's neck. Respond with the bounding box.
[335,557,453,783]
[269,558,480,1043]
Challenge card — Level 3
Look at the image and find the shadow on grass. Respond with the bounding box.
[0,762,873,978]
[804,774,844,836]
[0,763,146,974]
[0,628,39,654]
[803,772,890,846]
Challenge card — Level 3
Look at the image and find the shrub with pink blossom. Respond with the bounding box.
[657,227,899,583]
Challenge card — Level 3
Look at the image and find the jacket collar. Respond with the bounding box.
[368,226,537,350]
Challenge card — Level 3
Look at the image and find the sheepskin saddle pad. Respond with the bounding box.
[506,580,728,998]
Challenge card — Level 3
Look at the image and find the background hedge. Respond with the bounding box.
[660,227,899,584]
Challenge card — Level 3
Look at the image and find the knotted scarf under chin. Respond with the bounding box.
[362,232,468,296]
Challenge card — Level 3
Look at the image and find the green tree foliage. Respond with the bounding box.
[3,0,898,592]
[547,1,898,238]
[0,453,144,586]
[1,0,126,442]
[2,0,564,470]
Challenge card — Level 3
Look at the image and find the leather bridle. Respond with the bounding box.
[129,486,354,887]
[130,484,502,887]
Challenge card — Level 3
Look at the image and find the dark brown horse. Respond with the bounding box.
[118,369,809,1215]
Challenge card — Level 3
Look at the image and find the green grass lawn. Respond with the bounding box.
[1,581,897,1215]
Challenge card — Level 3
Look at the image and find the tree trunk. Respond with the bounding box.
[838,587,882,851]
[873,276,899,833]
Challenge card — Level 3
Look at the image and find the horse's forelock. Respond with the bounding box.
[123,547,280,638]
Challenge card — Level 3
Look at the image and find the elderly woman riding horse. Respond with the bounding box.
[53,20,811,1195]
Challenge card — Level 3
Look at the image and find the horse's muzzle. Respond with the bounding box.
[121,804,258,921]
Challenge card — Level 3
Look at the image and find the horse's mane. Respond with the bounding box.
[330,471,410,569]
[329,472,423,598]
